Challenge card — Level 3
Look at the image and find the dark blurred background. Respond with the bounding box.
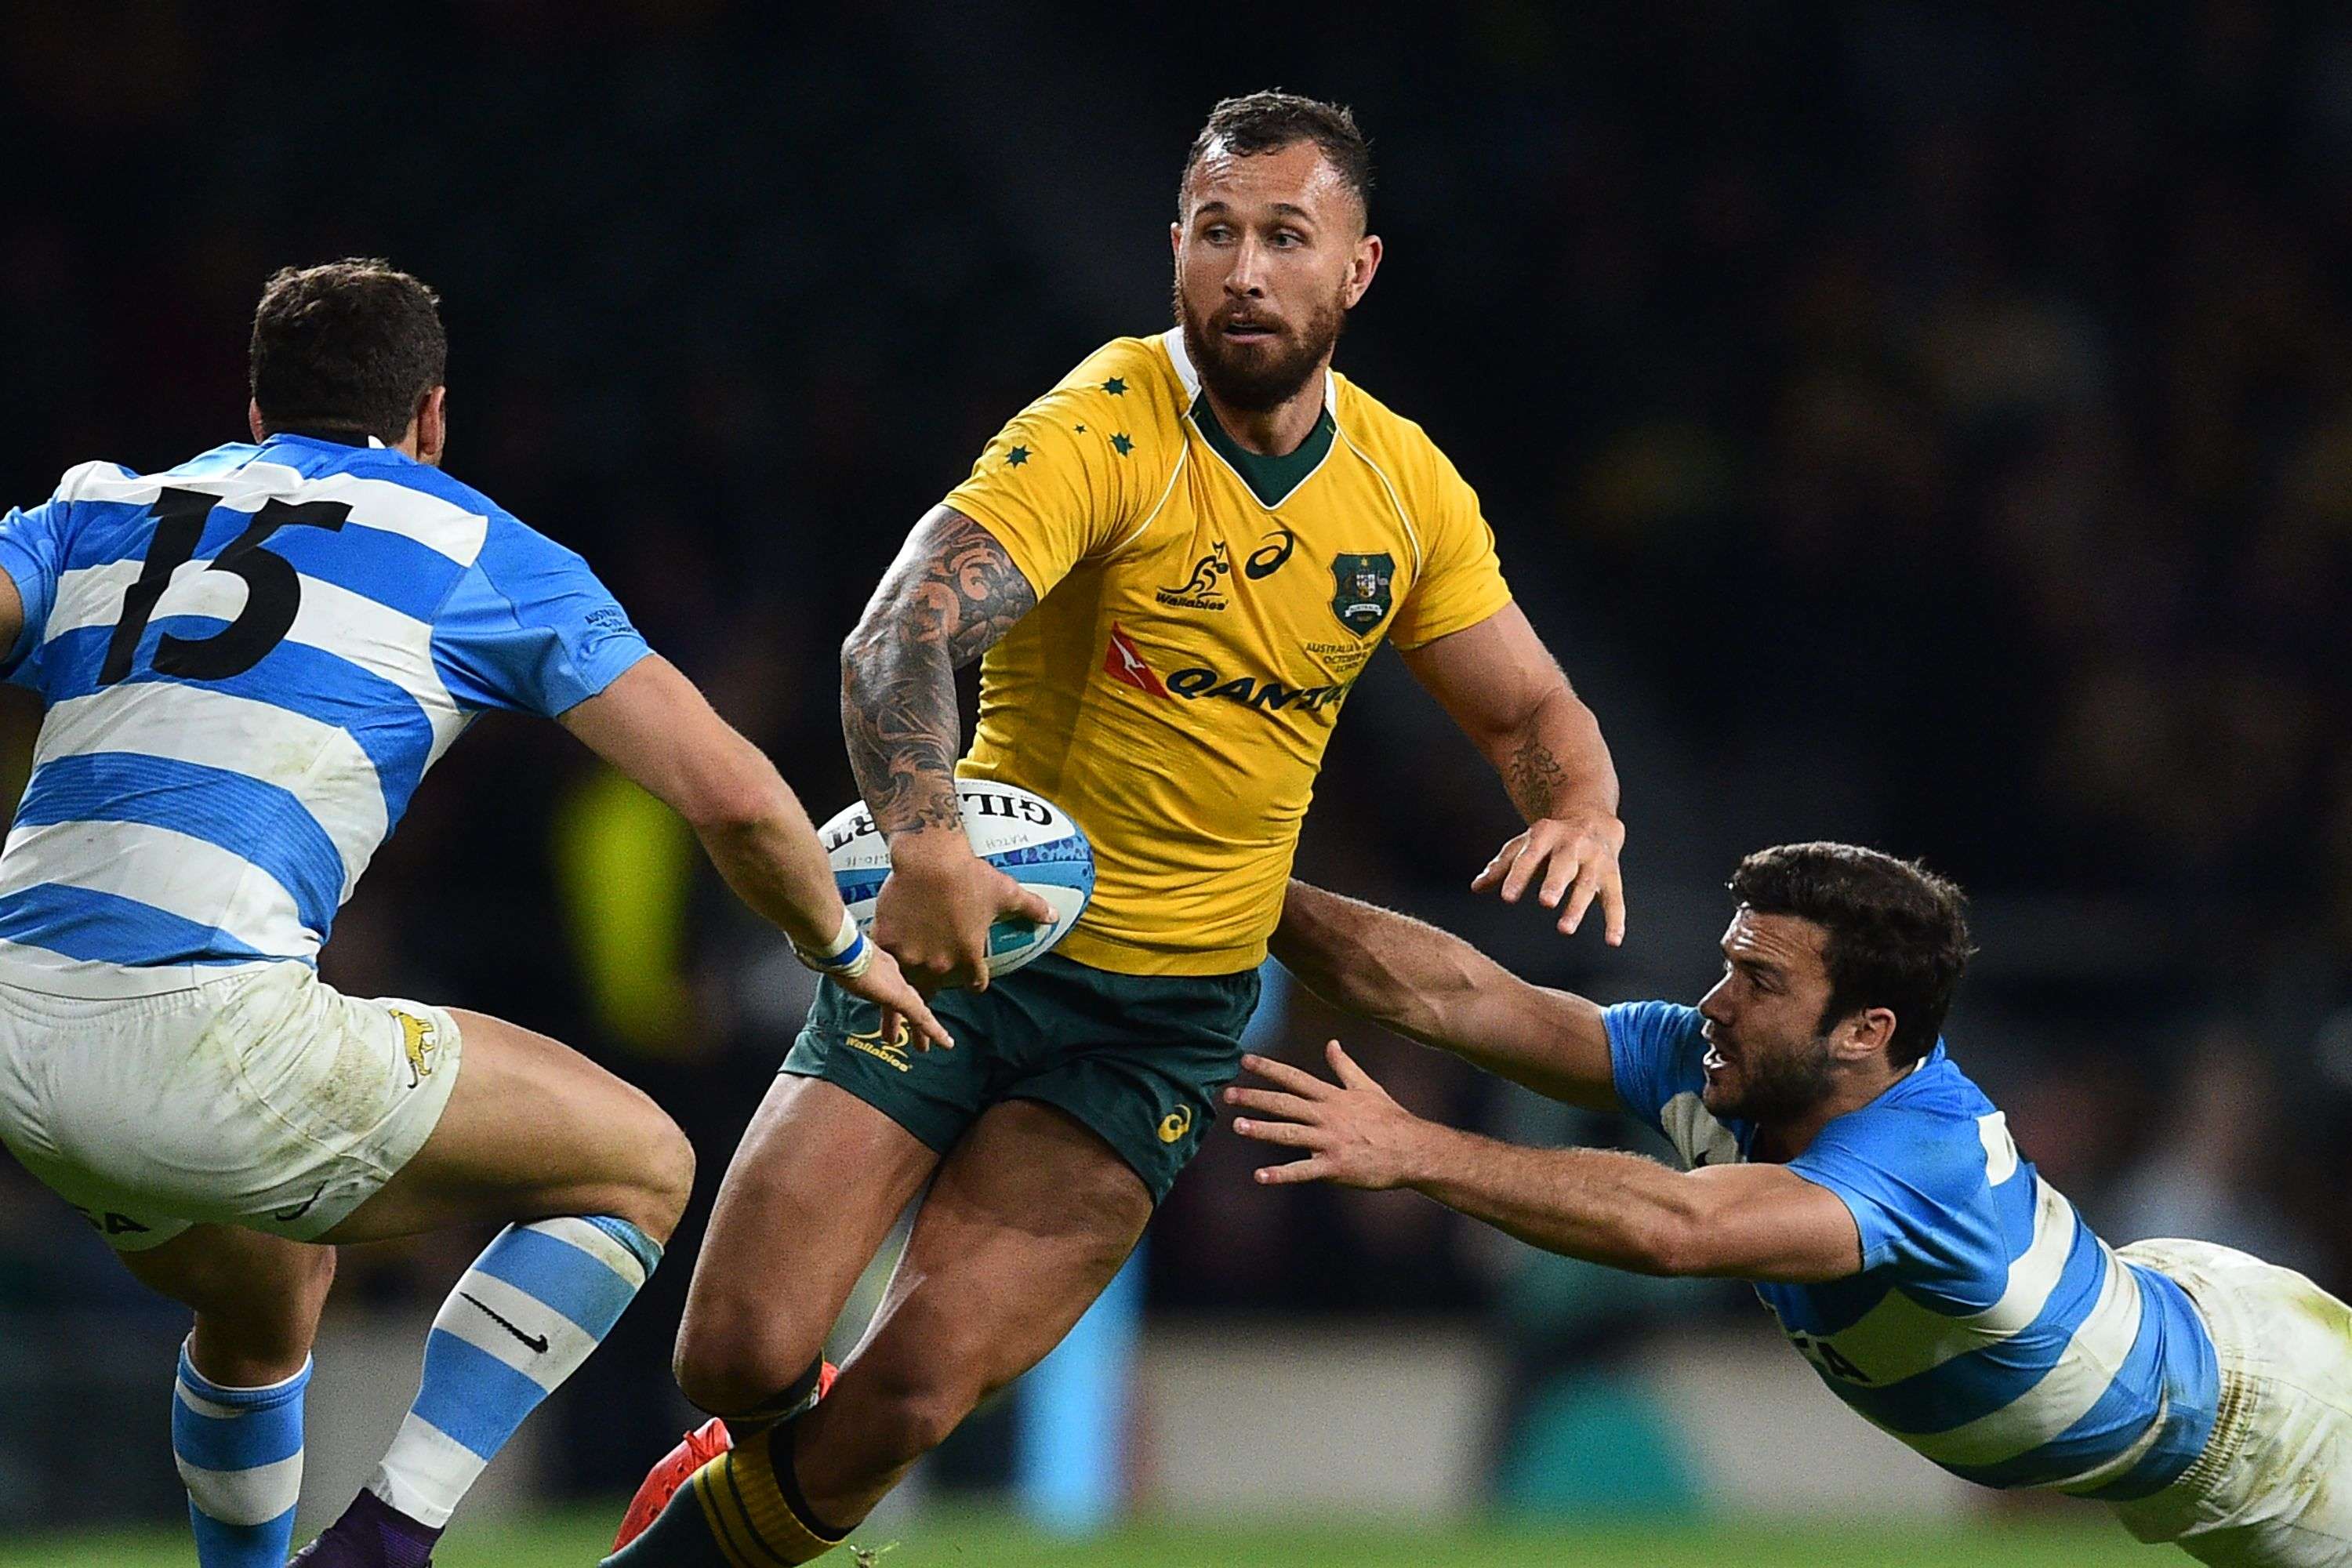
[4,0,2350,1528]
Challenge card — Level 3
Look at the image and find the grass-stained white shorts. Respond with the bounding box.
[0,961,462,1251]
[2112,1238,2352,1566]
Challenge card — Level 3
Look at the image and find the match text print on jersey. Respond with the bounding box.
[100,487,351,686]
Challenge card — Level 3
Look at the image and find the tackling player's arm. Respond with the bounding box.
[1272,880,1617,1110]
[559,655,952,1047]
[840,504,1054,992]
[1228,1044,1862,1284]
[1399,604,1627,944]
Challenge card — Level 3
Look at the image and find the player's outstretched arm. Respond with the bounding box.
[840,503,1054,993]
[558,655,951,1048]
[1272,880,1618,1110]
[1229,1043,1863,1284]
[1399,604,1627,944]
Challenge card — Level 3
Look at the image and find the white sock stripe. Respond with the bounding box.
[524,1215,649,1287]
[430,1267,601,1389]
[175,1347,313,1415]
[174,1378,248,1422]
[176,1452,304,1527]
[369,1413,486,1530]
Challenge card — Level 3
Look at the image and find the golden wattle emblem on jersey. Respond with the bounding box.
[1330,553,1396,636]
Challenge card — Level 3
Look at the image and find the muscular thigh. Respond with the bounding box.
[321,1005,688,1244]
[673,1074,939,1410]
[825,1098,1151,1414]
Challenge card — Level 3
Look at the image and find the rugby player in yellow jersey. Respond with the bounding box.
[604,92,1628,1566]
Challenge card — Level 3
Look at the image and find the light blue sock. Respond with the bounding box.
[365,1215,660,1528]
[172,1342,309,1568]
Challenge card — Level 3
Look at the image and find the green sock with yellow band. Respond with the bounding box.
[602,1418,848,1567]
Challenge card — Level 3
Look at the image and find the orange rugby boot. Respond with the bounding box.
[610,1361,838,1552]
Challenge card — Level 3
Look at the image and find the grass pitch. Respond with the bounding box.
[0,1504,2166,1566]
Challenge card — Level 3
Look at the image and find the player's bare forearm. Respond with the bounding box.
[1498,683,1617,826]
[1232,1047,1863,1283]
[692,789,847,956]
[1399,605,1617,826]
[1406,1127,1713,1275]
[1272,880,1617,1109]
[1410,1137,1863,1283]
[1402,606,1628,940]
[840,506,1038,848]
[560,655,842,953]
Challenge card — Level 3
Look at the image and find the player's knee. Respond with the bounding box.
[673,1326,811,1419]
[645,1116,696,1234]
[612,1111,695,1244]
[289,1240,338,1314]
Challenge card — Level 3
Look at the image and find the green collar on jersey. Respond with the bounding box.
[1189,393,1336,509]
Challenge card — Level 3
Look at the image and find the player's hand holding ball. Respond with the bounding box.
[1473,809,1628,944]
[876,834,1057,994]
[820,781,1093,997]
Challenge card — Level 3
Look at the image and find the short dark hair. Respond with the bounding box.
[1729,843,1974,1066]
[249,260,446,443]
[1180,91,1372,219]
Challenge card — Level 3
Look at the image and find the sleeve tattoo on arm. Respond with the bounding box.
[842,510,1038,837]
[1505,733,1568,820]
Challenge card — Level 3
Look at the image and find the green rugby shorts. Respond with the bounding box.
[781,951,1261,1203]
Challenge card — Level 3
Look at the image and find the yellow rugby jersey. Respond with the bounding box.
[943,330,1513,975]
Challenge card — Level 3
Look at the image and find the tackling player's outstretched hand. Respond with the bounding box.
[1226,1042,1432,1190]
[873,833,1056,994]
[833,945,956,1052]
[1472,811,1628,945]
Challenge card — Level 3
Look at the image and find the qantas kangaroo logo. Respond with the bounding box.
[1102,623,1168,695]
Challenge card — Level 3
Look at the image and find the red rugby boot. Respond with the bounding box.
[610,1362,838,1552]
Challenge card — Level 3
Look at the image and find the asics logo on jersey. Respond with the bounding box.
[1243,527,1296,580]
[1100,626,1353,717]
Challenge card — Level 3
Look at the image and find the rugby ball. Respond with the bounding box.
[818,781,1094,979]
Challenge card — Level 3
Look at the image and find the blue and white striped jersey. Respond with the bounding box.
[0,431,651,998]
[1607,1002,2221,1500]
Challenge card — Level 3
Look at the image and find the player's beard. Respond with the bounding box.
[1704,1029,1838,1127]
[1174,278,1348,414]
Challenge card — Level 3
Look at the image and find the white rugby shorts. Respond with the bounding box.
[2111,1238,2352,1566]
[0,961,461,1251]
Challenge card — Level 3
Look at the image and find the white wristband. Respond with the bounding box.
[795,909,873,978]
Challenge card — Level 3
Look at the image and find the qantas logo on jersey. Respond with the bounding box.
[1103,624,1169,695]
[1100,623,1353,716]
